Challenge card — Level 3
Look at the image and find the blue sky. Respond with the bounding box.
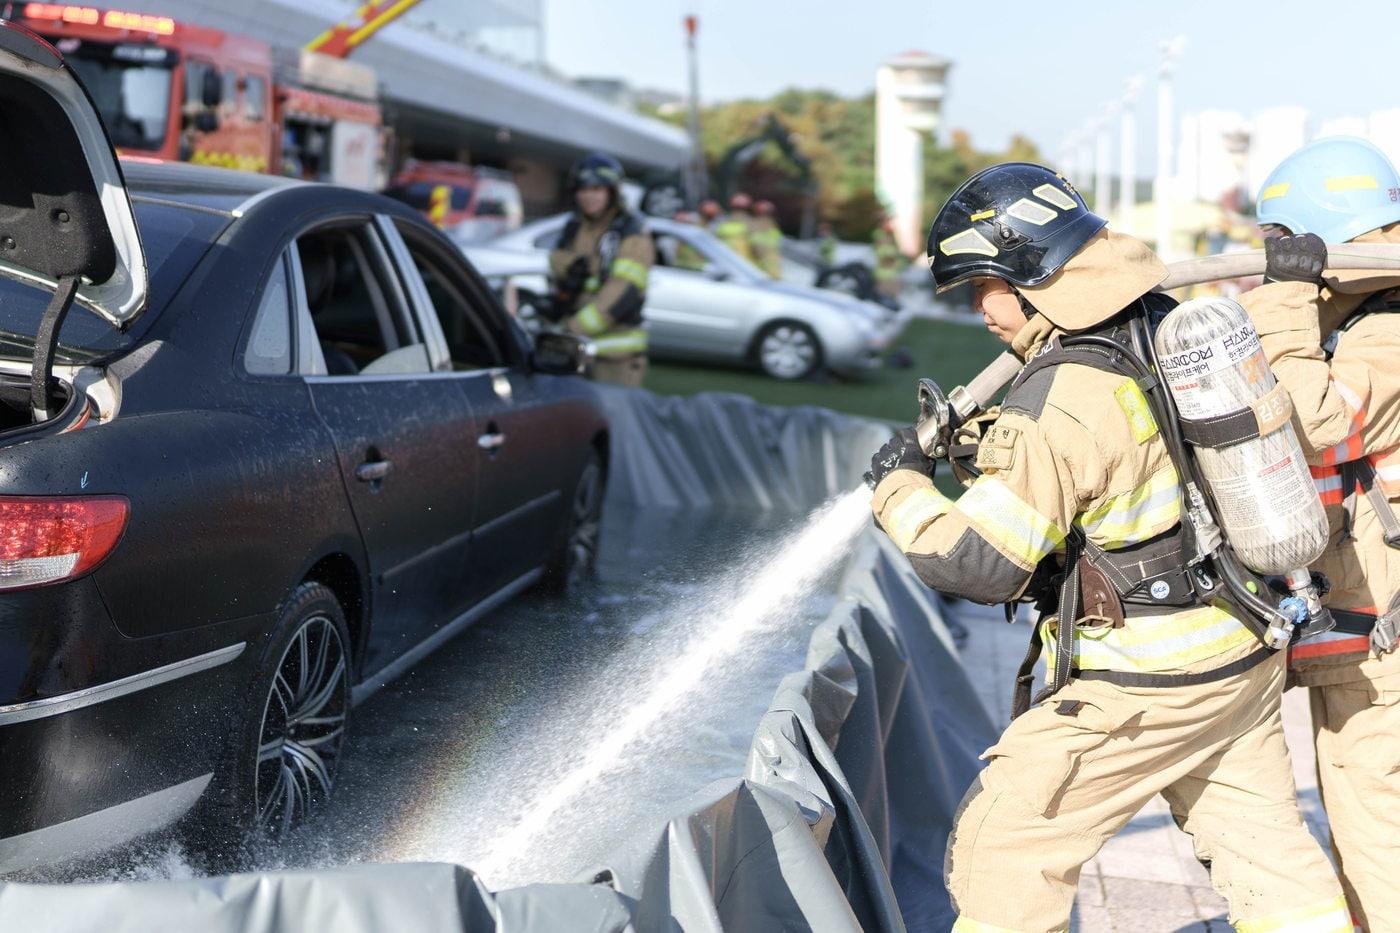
[546,0,1399,160]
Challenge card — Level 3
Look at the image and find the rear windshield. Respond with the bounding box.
[0,200,228,365]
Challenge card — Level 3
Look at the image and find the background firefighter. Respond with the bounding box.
[868,163,1349,933]
[544,152,654,387]
[1241,135,1400,932]
[871,217,906,302]
[749,199,783,278]
[713,191,756,261]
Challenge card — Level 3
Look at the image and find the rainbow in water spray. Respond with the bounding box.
[472,487,874,884]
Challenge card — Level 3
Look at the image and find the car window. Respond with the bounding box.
[475,196,506,218]
[183,60,215,113]
[396,226,508,371]
[244,75,267,121]
[244,256,293,375]
[220,71,238,120]
[294,225,428,377]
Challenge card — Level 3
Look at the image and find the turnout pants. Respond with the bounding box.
[946,650,1349,933]
[590,353,647,387]
[1301,649,1400,932]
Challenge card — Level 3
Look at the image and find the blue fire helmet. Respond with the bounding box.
[1256,136,1400,244]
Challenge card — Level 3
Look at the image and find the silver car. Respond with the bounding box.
[474,214,901,380]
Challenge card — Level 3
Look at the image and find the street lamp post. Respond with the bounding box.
[1095,104,1117,217]
[1119,76,1143,234]
[1155,37,1186,259]
[683,14,706,205]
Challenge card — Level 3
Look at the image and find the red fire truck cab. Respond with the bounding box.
[7,3,384,188]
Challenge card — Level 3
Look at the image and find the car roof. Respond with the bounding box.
[121,160,307,216]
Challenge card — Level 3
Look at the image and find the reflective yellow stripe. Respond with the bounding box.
[1325,175,1378,192]
[610,256,649,289]
[575,303,608,336]
[1078,467,1182,549]
[952,917,1026,933]
[1260,181,1291,201]
[1235,895,1352,933]
[957,477,1065,568]
[1064,605,1257,672]
[886,485,952,552]
[593,328,648,356]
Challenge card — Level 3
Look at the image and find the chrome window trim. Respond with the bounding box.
[374,214,453,371]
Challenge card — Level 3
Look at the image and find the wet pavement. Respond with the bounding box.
[45,500,851,889]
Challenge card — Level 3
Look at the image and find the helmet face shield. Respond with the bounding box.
[928,163,1107,292]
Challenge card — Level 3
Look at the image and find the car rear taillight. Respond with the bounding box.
[0,497,128,591]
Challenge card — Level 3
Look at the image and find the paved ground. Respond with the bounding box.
[956,603,1331,933]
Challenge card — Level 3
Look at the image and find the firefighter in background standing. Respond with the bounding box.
[715,192,756,261]
[698,198,721,227]
[816,221,838,270]
[1239,136,1400,931]
[870,162,1349,932]
[671,209,708,272]
[544,153,653,387]
[749,199,783,279]
[872,216,906,302]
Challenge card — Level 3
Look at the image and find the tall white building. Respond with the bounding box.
[875,51,951,255]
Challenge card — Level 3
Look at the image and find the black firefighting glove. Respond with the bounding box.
[1264,233,1327,284]
[540,257,591,323]
[864,427,935,489]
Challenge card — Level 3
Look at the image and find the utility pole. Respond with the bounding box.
[684,14,707,206]
[1155,37,1186,259]
[1119,76,1143,233]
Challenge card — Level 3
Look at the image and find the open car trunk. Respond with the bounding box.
[0,20,146,430]
[0,370,81,438]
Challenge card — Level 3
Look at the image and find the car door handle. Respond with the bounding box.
[477,432,506,451]
[355,460,393,482]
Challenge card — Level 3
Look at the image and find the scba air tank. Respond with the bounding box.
[1153,296,1328,575]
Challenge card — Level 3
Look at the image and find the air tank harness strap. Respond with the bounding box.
[1340,458,1400,548]
[1074,644,1273,688]
[1011,529,1085,720]
[1331,597,1400,654]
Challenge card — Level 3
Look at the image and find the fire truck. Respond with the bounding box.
[4,3,387,189]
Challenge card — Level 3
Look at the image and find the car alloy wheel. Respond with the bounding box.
[758,323,821,380]
[565,456,603,588]
[255,612,348,839]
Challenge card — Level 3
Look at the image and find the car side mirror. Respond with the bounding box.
[202,69,223,108]
[194,110,219,133]
[703,263,729,282]
[533,331,591,375]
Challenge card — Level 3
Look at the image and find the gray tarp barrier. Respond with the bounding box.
[1,389,994,932]
[594,387,891,511]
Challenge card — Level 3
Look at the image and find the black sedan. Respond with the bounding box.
[0,23,607,872]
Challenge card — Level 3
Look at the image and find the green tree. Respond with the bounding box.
[647,89,1039,242]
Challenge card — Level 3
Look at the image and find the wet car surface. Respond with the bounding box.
[27,501,846,888]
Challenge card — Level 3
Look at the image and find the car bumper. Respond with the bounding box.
[0,580,257,873]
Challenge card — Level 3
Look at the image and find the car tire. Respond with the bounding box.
[753,320,824,381]
[542,449,604,593]
[188,582,351,867]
